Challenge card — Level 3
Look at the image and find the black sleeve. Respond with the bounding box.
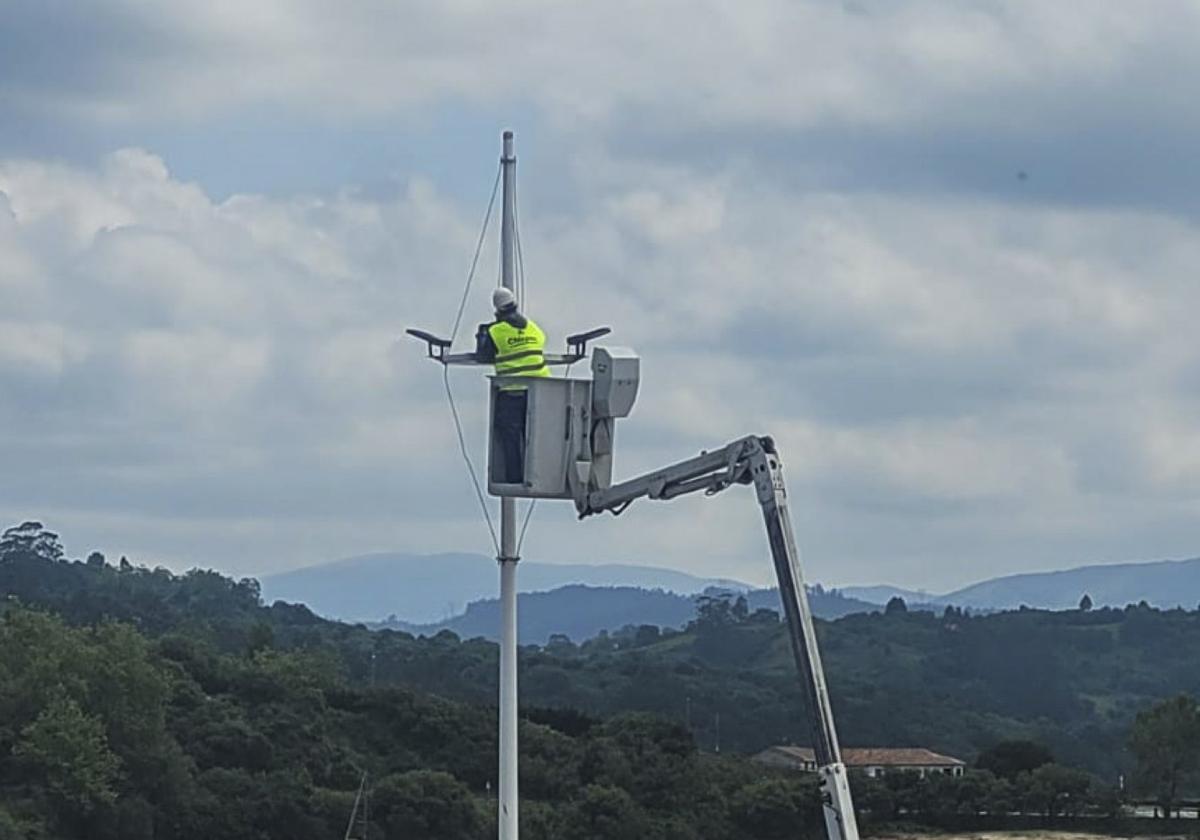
[474,323,497,362]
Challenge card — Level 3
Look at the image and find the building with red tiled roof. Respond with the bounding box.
[753,746,966,779]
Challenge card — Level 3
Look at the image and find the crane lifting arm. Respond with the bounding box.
[577,435,861,840]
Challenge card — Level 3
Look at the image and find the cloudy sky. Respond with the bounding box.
[2,0,1199,592]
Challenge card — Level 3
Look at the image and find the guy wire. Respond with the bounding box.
[443,161,504,555]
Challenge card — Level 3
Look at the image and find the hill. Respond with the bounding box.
[383,583,878,644]
[5,538,1153,840]
[0,540,811,840]
[6,527,1200,782]
[262,550,1200,628]
[839,556,1200,612]
[259,552,751,623]
[938,556,1200,611]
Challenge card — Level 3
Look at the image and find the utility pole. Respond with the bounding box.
[497,129,519,840]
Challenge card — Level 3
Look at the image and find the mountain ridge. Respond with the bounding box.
[841,555,1200,611]
[376,582,879,644]
[259,551,751,623]
[261,550,1200,628]
[938,555,1200,610]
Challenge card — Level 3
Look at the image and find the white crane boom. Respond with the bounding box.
[579,435,861,840]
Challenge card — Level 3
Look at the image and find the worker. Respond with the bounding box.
[475,287,549,483]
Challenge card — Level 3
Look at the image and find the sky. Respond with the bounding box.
[2,0,1199,592]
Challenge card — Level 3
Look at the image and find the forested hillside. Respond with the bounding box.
[4,523,1200,837]
[5,526,1200,778]
[0,526,813,839]
[379,583,877,643]
[3,598,818,839]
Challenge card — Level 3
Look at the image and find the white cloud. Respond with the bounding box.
[1,0,1199,592]
[1,141,1197,591]
[123,329,270,412]
[8,0,1199,144]
[0,321,87,378]
[610,187,726,244]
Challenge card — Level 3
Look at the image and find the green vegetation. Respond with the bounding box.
[374,582,878,644]
[3,522,1200,837]
[1128,693,1200,817]
[975,740,1054,779]
[0,602,808,838]
[518,596,1200,780]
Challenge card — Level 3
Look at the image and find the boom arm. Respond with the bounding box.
[579,435,860,840]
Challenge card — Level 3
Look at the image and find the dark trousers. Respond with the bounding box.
[494,390,528,484]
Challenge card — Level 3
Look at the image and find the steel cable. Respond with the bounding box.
[442,162,503,555]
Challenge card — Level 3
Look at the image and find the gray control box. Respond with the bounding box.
[591,347,640,418]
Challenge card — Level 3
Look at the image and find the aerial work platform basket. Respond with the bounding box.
[487,375,590,498]
[487,347,639,500]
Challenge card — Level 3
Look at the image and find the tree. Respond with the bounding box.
[692,594,735,628]
[848,772,895,824]
[562,785,648,840]
[546,633,575,652]
[633,624,661,647]
[1091,783,1126,819]
[1079,594,1093,611]
[982,775,1015,816]
[0,807,29,840]
[237,577,262,604]
[0,521,63,560]
[949,769,993,816]
[976,740,1054,780]
[883,770,930,815]
[1025,764,1093,817]
[14,696,121,815]
[1129,694,1200,817]
[884,596,908,615]
[246,621,275,657]
[731,776,821,840]
[731,596,749,622]
[372,770,486,840]
[748,607,779,625]
[584,714,697,812]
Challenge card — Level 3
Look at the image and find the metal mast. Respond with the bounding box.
[497,129,520,840]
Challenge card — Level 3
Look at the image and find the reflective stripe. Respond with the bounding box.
[501,361,548,375]
[489,318,550,381]
[494,348,544,363]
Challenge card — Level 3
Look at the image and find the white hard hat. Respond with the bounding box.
[492,287,517,312]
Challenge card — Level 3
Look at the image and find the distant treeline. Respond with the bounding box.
[374,582,877,644]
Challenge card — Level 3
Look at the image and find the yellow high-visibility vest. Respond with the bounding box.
[489,318,549,390]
